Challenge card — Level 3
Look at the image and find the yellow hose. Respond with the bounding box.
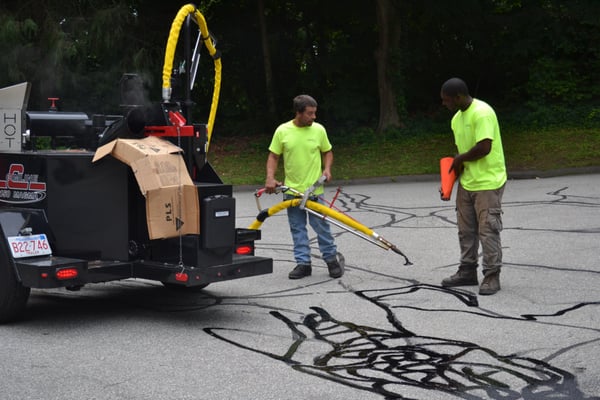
[162,4,221,150]
[248,200,296,230]
[249,197,412,264]
[248,199,375,237]
[303,200,375,236]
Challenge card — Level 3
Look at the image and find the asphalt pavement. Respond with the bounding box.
[1,172,599,400]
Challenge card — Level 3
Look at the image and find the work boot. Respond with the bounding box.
[326,260,344,278]
[441,265,478,287]
[289,264,311,279]
[479,272,501,295]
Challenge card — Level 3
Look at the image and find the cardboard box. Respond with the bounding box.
[93,136,199,239]
[92,135,183,164]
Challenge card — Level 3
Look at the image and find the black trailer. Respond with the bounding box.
[0,144,272,323]
[0,100,274,322]
[0,5,273,323]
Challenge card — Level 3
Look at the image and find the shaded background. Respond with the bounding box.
[1,0,599,137]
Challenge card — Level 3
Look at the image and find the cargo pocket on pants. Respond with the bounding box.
[487,208,503,233]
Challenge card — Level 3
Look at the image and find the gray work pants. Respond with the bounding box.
[456,183,505,275]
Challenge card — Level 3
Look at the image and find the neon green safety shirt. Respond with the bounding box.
[451,98,507,191]
[268,120,332,194]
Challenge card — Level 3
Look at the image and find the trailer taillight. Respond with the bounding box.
[235,245,253,255]
[56,268,79,280]
[175,272,189,282]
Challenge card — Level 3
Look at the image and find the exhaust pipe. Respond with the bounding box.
[98,107,146,146]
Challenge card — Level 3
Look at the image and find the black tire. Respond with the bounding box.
[0,253,31,324]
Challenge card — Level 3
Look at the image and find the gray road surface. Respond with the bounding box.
[1,173,599,400]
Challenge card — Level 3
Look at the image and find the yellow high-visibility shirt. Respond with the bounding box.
[451,99,507,191]
[269,120,332,194]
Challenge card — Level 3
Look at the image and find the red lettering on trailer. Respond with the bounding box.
[1,164,47,191]
[0,163,48,204]
[29,182,47,191]
[6,164,28,189]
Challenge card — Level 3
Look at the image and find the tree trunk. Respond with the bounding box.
[257,0,276,116]
[374,0,402,134]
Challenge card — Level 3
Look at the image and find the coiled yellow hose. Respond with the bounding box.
[162,4,221,150]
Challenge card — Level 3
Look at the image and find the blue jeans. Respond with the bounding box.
[285,195,337,265]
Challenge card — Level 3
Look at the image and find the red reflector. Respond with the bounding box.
[40,273,49,279]
[56,268,78,280]
[175,272,188,282]
[236,245,253,255]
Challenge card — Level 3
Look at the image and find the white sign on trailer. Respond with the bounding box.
[0,82,30,151]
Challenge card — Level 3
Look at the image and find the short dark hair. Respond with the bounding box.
[441,78,470,97]
[293,94,318,113]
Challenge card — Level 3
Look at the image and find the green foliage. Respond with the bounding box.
[0,0,598,140]
[210,121,600,186]
[1,1,596,186]
[527,57,592,104]
[501,102,600,130]
[0,16,38,83]
[503,126,600,172]
[0,1,166,114]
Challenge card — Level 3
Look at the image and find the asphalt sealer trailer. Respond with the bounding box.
[0,5,273,323]
[0,100,273,323]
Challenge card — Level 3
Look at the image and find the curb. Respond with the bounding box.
[233,166,600,192]
[505,166,600,180]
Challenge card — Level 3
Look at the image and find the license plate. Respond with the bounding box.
[7,234,52,259]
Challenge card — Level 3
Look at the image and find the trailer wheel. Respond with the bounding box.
[0,254,31,324]
[162,282,210,292]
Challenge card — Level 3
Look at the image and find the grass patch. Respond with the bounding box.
[502,127,599,171]
[207,126,599,186]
